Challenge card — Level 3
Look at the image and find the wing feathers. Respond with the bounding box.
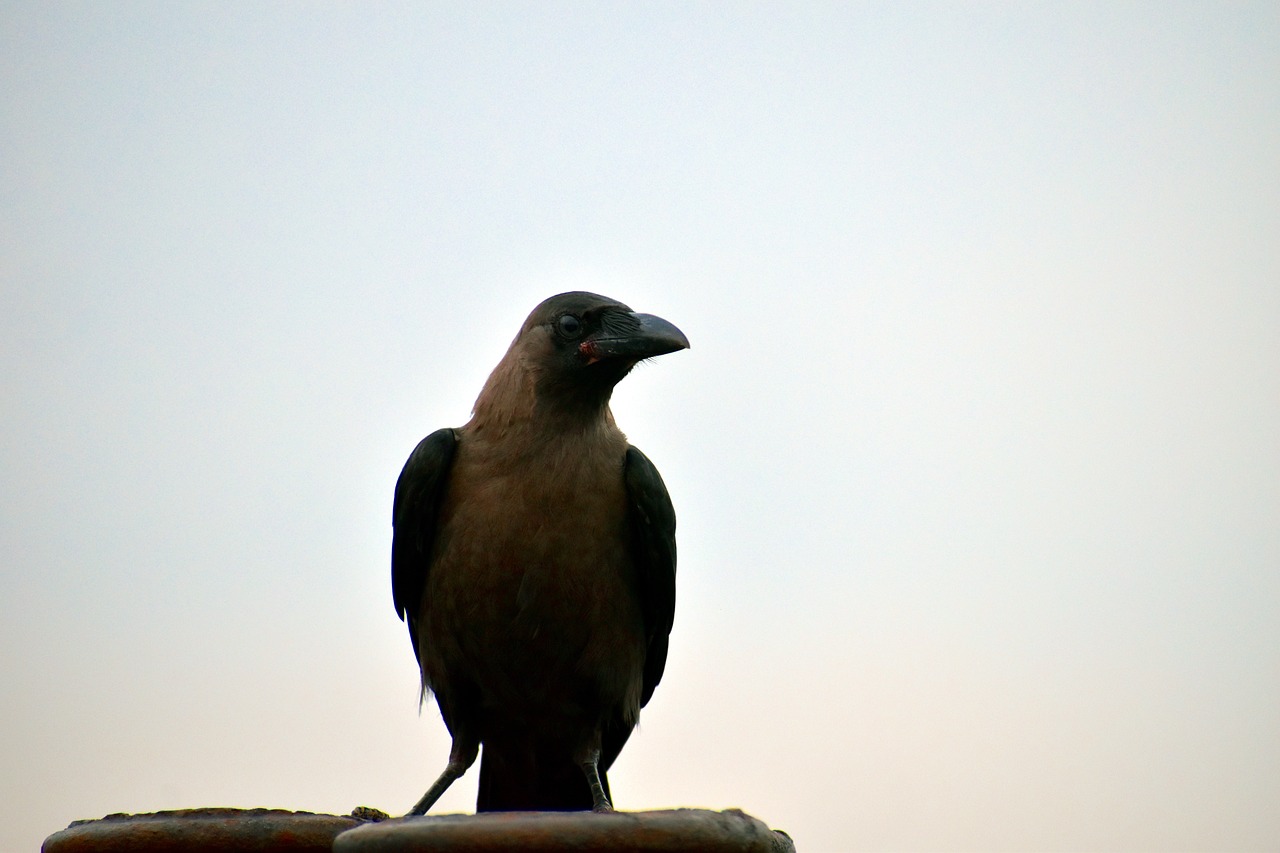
[391,428,458,659]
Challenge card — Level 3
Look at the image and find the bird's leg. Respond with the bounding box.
[574,741,613,812]
[407,734,478,816]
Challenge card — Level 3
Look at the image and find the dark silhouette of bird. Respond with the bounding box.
[392,291,687,814]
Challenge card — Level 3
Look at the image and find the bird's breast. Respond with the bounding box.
[419,435,645,715]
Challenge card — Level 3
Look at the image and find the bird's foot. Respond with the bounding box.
[407,736,479,816]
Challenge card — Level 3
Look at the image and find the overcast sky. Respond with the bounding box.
[3,3,1278,851]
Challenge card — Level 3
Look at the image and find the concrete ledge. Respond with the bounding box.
[334,809,795,853]
[41,807,367,852]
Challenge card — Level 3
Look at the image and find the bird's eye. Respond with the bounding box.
[557,314,583,338]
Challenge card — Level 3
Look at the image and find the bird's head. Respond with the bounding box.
[507,291,690,414]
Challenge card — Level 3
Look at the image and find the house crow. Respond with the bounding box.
[392,291,688,814]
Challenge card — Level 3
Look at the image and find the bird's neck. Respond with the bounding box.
[468,358,619,451]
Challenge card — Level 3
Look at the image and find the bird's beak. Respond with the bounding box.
[581,313,690,365]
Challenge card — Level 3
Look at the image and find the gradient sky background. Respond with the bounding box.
[3,3,1278,851]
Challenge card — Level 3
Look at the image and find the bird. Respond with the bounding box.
[391,291,688,814]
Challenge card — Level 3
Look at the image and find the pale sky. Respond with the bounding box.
[3,3,1278,851]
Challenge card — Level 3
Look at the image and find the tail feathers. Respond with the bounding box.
[476,741,609,812]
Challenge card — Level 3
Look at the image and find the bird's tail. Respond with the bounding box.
[475,739,608,812]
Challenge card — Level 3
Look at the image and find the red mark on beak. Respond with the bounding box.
[579,340,602,365]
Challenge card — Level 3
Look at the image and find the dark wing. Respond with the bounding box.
[392,428,458,661]
[623,445,677,707]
